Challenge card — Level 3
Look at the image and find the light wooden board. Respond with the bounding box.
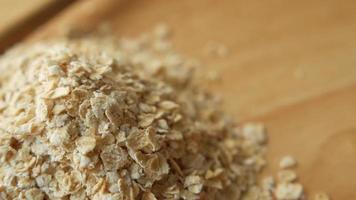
[25,0,356,198]
[0,0,52,33]
[0,0,74,52]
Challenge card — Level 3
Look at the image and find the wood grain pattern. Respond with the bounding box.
[25,0,356,198]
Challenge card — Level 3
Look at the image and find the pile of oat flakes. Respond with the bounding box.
[0,27,326,200]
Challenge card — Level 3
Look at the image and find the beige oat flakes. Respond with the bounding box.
[0,29,266,200]
[0,24,329,200]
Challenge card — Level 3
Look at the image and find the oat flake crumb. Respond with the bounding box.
[314,192,330,200]
[279,155,297,169]
[275,183,303,200]
[204,41,229,57]
[277,170,297,183]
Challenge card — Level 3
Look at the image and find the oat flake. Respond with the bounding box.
[0,27,322,200]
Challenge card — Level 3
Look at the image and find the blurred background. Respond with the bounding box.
[0,0,73,52]
[0,0,355,199]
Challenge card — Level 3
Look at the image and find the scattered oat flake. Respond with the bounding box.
[313,192,330,200]
[242,123,267,144]
[204,41,229,57]
[206,70,221,82]
[275,183,303,200]
[277,170,297,183]
[153,23,170,39]
[280,155,297,169]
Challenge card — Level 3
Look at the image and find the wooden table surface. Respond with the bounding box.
[3,0,356,199]
[0,0,73,52]
[0,0,51,32]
